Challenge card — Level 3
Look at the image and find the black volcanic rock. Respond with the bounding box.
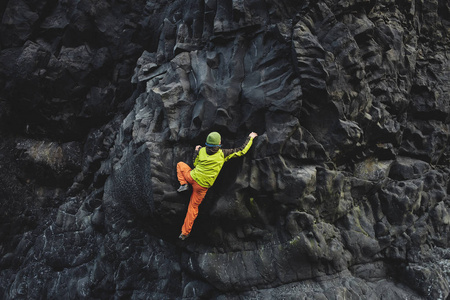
[1,0,450,299]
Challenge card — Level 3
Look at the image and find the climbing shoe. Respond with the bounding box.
[177,184,189,192]
[179,233,189,240]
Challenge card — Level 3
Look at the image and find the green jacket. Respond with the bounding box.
[190,137,254,188]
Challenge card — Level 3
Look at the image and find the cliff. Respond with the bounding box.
[0,0,449,299]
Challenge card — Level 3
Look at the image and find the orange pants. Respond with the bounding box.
[177,162,208,236]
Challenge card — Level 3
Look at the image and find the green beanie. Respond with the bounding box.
[206,132,221,146]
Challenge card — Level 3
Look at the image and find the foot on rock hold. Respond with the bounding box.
[177,184,189,192]
[179,233,189,240]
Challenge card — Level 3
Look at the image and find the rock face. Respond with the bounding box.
[1,0,450,299]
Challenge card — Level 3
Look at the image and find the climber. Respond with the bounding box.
[176,131,258,240]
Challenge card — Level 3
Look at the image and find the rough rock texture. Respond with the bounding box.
[1,0,450,299]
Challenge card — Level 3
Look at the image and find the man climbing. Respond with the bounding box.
[176,131,258,240]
